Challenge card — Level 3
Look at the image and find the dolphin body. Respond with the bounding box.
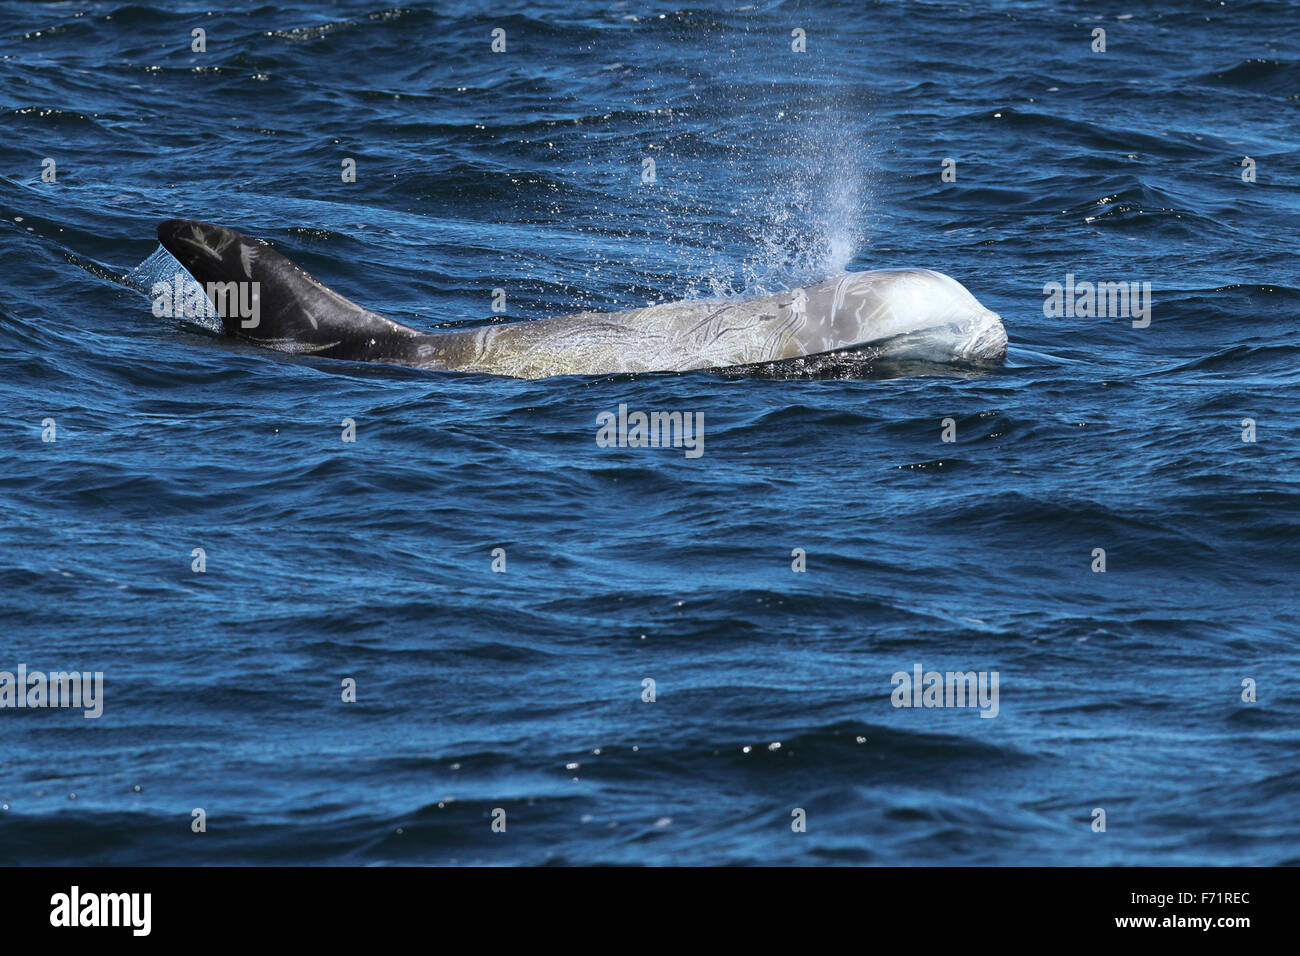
[153,219,1007,378]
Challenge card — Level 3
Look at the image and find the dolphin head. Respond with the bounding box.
[818,269,1008,364]
[955,306,1009,361]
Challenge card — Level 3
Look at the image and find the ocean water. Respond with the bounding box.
[1,0,1298,866]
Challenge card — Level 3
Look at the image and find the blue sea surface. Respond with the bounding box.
[1,0,1298,865]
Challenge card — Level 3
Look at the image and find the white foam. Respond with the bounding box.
[124,244,223,333]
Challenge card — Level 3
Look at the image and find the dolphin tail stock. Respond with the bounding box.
[155,218,427,361]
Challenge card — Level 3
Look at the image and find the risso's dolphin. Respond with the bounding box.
[149,219,1007,378]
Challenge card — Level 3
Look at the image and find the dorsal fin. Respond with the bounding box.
[156,219,425,359]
